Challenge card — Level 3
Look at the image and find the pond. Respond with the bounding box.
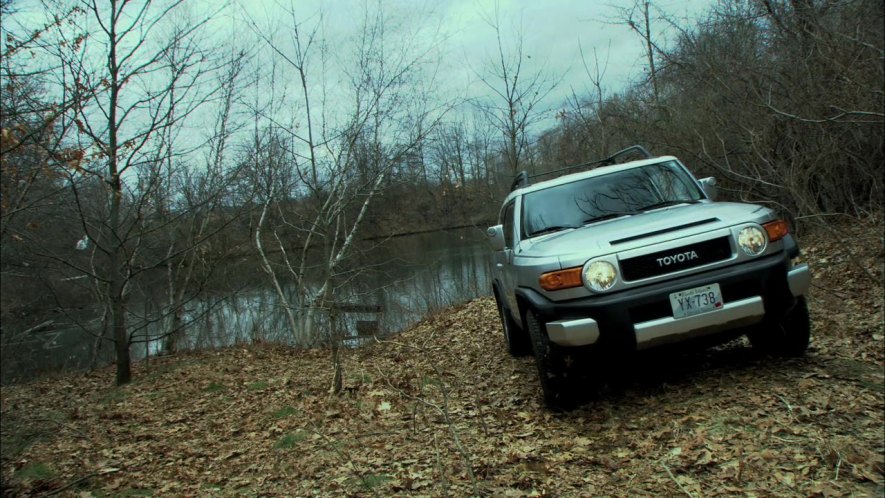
[0,227,496,383]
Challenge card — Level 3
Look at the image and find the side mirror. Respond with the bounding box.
[487,225,505,251]
[699,177,717,201]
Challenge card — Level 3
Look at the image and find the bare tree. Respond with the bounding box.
[247,1,449,393]
[608,0,681,109]
[629,1,661,106]
[539,0,882,222]
[160,48,250,354]
[39,0,224,385]
[475,2,558,176]
[545,41,615,169]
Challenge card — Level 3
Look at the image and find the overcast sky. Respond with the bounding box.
[236,0,715,121]
[5,0,716,145]
[7,0,714,109]
[436,0,713,106]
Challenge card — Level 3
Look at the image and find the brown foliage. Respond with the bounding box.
[1,220,882,497]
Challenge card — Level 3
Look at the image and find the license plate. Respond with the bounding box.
[669,284,723,319]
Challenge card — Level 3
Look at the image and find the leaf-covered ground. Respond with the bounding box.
[2,220,883,497]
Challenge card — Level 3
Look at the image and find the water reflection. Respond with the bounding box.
[0,227,493,383]
[173,227,493,348]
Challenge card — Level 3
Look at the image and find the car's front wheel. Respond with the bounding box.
[749,296,811,357]
[524,308,584,411]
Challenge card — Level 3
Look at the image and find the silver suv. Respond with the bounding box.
[488,146,811,410]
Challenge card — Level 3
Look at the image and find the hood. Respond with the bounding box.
[518,202,771,259]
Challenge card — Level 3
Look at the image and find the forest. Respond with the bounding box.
[0,0,883,494]
[3,0,880,385]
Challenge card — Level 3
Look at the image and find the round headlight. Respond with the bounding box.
[738,226,767,256]
[583,260,618,292]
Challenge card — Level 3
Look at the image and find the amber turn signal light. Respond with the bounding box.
[539,267,583,291]
[763,219,789,242]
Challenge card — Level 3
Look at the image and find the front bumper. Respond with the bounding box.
[518,254,809,350]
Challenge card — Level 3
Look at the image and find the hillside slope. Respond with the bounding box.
[2,220,883,497]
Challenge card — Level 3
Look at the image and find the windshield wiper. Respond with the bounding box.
[639,199,700,211]
[528,225,578,237]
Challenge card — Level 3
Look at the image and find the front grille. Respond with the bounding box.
[620,236,732,281]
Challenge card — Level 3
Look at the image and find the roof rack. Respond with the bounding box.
[509,145,654,192]
[510,171,529,192]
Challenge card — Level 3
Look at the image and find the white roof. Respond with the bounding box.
[502,155,678,205]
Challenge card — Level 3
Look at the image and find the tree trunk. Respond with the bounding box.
[111,287,130,385]
[255,194,300,341]
[328,306,342,395]
[643,1,659,106]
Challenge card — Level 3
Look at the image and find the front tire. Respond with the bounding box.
[525,309,582,411]
[749,296,810,357]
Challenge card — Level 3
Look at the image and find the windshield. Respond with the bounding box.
[521,160,704,238]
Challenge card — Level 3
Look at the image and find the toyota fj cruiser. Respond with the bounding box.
[488,146,811,410]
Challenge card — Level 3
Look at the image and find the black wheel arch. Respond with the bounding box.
[494,280,527,330]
